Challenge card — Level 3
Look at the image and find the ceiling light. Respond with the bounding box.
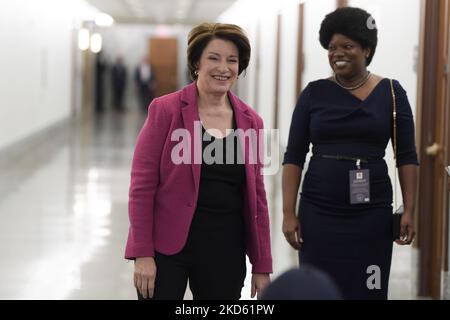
[78,28,90,51]
[95,12,114,27]
[90,33,102,53]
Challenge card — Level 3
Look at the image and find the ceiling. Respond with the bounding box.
[85,0,238,25]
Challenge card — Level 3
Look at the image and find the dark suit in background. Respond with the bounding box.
[112,58,127,112]
[135,58,155,112]
[95,53,107,113]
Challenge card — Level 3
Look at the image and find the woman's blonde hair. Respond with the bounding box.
[187,23,251,80]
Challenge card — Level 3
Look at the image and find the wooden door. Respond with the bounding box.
[337,0,348,8]
[149,38,178,97]
[417,0,450,299]
[443,1,450,294]
[296,3,305,97]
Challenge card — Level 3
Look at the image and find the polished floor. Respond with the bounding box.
[0,108,415,300]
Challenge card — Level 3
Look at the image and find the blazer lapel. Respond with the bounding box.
[181,82,202,191]
[229,92,253,132]
[228,91,256,184]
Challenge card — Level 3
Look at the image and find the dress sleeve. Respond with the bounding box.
[283,85,312,168]
[392,80,419,167]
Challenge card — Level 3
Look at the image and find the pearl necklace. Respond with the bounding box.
[334,71,371,91]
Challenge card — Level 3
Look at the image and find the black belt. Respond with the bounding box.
[315,154,369,163]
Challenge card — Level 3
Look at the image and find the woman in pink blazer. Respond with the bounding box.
[125,23,272,300]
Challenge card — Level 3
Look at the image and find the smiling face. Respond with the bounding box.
[196,38,239,95]
[328,33,371,79]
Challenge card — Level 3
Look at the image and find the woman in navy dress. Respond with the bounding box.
[282,7,419,300]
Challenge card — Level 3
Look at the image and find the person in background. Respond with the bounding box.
[134,56,155,112]
[112,57,127,112]
[125,22,272,300]
[282,7,419,300]
[95,52,107,113]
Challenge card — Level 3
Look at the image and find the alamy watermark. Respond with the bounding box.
[170,121,280,176]
[366,265,381,290]
[366,15,378,30]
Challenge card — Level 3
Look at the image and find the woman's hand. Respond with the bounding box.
[395,212,415,245]
[397,165,417,246]
[134,257,157,299]
[251,273,270,299]
[282,213,303,250]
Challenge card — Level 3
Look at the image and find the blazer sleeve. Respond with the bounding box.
[392,80,419,168]
[252,115,273,274]
[283,85,312,168]
[125,98,170,259]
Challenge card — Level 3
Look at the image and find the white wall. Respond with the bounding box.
[349,0,420,116]
[219,0,300,138]
[218,3,259,111]
[301,0,336,88]
[0,0,97,151]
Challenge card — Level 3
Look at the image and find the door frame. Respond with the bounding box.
[149,37,178,97]
[417,0,450,299]
[295,3,305,98]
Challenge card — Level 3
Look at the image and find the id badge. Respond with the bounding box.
[349,169,371,204]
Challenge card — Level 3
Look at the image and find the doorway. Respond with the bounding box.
[149,37,178,97]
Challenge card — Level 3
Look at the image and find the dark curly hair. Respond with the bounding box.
[319,7,378,66]
[187,23,251,80]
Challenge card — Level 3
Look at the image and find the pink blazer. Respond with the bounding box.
[125,81,272,274]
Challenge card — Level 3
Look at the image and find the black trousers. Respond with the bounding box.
[137,211,246,300]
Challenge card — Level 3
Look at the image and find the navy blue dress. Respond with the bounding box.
[283,79,419,300]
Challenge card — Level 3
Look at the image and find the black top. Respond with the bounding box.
[195,118,246,215]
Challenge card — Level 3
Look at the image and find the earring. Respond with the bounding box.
[194,70,199,76]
